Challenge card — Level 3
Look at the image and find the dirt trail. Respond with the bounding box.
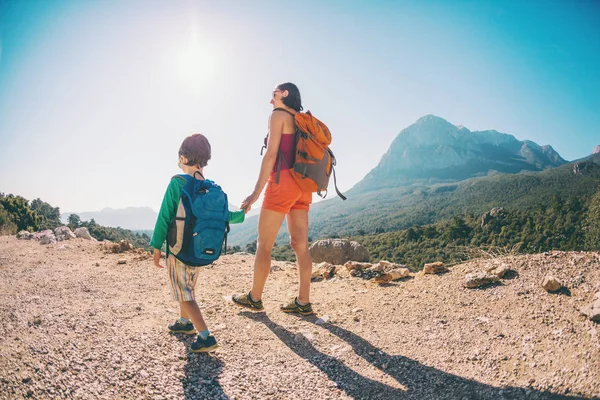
[1,236,599,399]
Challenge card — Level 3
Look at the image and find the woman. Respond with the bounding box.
[232,82,314,315]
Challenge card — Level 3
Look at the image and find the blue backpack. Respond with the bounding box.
[167,173,230,266]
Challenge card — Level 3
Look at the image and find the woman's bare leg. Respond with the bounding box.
[286,209,312,304]
[250,208,286,301]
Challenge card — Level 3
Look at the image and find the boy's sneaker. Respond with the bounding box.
[280,297,314,315]
[232,292,264,311]
[168,320,196,334]
[190,335,219,353]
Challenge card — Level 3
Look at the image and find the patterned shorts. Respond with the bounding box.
[167,254,200,302]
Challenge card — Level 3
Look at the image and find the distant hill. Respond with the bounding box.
[61,207,158,230]
[61,202,253,233]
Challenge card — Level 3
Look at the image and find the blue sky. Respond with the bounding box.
[1,0,599,213]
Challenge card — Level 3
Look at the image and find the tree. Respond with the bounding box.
[0,204,17,234]
[245,240,257,253]
[0,194,39,231]
[68,214,82,230]
[585,186,600,250]
[444,217,471,241]
[405,227,420,241]
[30,198,61,229]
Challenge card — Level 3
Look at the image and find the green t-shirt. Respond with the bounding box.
[149,176,245,250]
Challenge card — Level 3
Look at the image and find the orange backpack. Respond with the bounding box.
[263,108,347,200]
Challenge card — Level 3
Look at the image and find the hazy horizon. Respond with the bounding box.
[1,0,599,213]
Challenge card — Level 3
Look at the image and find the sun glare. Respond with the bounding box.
[175,33,217,90]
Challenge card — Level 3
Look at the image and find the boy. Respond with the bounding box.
[150,133,245,352]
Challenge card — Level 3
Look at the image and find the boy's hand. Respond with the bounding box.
[241,192,259,213]
[153,249,165,269]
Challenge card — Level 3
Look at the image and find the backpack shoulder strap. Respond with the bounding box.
[327,150,347,201]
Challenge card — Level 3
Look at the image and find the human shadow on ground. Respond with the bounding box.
[240,312,594,400]
[174,333,229,400]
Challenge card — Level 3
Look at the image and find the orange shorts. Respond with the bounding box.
[262,170,312,213]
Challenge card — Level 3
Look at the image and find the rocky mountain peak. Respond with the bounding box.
[352,115,566,193]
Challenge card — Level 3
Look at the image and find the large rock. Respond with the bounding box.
[54,226,76,240]
[31,229,53,241]
[374,268,411,284]
[344,261,372,271]
[74,227,93,240]
[112,240,134,253]
[368,260,408,274]
[40,232,57,245]
[377,260,407,272]
[581,292,600,322]
[309,239,369,265]
[17,231,32,240]
[481,207,507,227]
[423,262,448,274]
[311,262,336,282]
[464,270,500,288]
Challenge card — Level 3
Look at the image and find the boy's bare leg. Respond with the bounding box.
[286,209,312,304]
[250,208,286,301]
[180,301,208,332]
[179,302,189,319]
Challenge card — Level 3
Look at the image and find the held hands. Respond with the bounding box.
[153,249,165,269]
[241,192,260,213]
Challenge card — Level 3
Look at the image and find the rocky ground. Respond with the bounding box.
[0,236,599,399]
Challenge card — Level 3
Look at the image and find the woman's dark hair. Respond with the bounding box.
[179,133,211,167]
[277,82,303,112]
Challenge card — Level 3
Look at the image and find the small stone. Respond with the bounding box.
[463,270,500,288]
[344,261,371,271]
[486,263,510,278]
[581,292,600,322]
[295,332,315,343]
[138,370,149,379]
[542,276,562,292]
[367,263,385,273]
[117,259,127,265]
[315,315,329,325]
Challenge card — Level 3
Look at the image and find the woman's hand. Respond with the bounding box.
[153,249,165,269]
[241,192,260,213]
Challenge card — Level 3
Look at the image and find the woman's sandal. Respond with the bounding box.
[280,297,314,315]
[232,291,264,311]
